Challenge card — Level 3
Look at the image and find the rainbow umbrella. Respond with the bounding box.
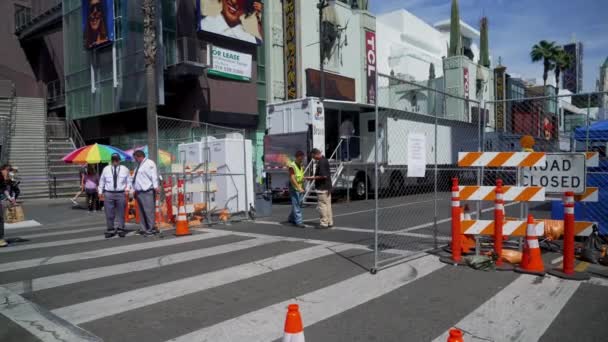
[125,145,174,166]
[62,143,133,164]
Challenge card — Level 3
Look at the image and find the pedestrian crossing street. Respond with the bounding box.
[1,222,607,342]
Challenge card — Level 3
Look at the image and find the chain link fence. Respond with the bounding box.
[371,72,481,270]
[118,115,253,226]
[370,71,608,271]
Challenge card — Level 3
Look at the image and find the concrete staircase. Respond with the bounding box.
[8,97,49,199]
[0,97,14,164]
[48,133,82,198]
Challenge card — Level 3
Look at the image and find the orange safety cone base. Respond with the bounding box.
[547,268,590,281]
[494,263,515,271]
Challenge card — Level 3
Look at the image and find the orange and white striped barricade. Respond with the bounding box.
[458,152,546,168]
[548,192,590,280]
[585,152,599,167]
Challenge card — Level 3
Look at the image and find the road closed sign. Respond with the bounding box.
[521,153,586,194]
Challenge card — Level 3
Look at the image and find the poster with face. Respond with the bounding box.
[82,0,114,49]
[198,0,264,45]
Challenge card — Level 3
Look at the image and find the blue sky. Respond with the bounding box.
[370,0,608,91]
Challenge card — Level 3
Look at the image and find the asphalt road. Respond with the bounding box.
[0,198,606,342]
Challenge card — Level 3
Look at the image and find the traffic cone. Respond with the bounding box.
[219,208,230,224]
[283,304,305,342]
[174,179,191,236]
[155,192,163,225]
[447,328,464,342]
[515,214,545,276]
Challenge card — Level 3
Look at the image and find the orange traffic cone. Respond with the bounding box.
[283,304,305,342]
[174,179,191,236]
[447,328,464,342]
[219,208,230,224]
[515,214,545,276]
[155,192,163,225]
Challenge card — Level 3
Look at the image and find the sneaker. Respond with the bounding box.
[318,224,329,229]
[104,232,116,238]
[0,239,7,247]
[70,199,78,205]
[295,224,307,228]
[118,231,126,238]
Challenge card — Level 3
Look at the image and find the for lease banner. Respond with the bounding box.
[208,46,252,81]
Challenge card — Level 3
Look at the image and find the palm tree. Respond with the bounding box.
[553,48,573,95]
[530,40,558,88]
[142,0,158,163]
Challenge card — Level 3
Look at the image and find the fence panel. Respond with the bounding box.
[372,73,481,271]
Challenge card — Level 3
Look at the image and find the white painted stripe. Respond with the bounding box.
[452,200,460,207]
[502,221,524,235]
[166,255,444,342]
[13,226,106,239]
[475,152,497,166]
[4,220,42,230]
[0,235,106,254]
[282,332,305,342]
[0,286,101,342]
[527,239,540,248]
[3,237,280,294]
[565,207,574,214]
[0,231,229,273]
[463,220,493,235]
[53,243,356,324]
[507,152,528,166]
[432,274,580,342]
[587,277,608,287]
[576,225,594,237]
[330,226,451,242]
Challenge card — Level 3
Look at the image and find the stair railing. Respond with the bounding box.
[67,119,85,148]
[302,139,344,203]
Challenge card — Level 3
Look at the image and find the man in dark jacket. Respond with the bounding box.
[306,148,333,228]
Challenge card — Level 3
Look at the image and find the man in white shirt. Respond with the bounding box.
[98,153,131,238]
[131,150,159,237]
[200,0,258,44]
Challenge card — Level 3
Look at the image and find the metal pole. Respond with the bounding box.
[242,129,249,219]
[433,100,438,249]
[586,94,591,152]
[373,68,379,274]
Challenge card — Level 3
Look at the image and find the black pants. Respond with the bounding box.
[85,189,99,211]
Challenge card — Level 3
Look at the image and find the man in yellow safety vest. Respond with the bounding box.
[287,151,306,228]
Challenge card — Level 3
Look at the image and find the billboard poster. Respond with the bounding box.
[283,0,297,99]
[197,0,263,45]
[82,0,114,49]
[208,46,252,81]
[365,30,377,104]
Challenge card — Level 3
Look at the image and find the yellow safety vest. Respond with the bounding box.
[287,160,305,188]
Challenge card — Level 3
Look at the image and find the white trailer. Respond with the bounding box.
[264,97,478,199]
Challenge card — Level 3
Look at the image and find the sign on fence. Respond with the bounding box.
[521,153,586,194]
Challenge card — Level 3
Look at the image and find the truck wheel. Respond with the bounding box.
[352,176,369,200]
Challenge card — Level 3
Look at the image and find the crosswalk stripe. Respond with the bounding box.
[431,275,581,342]
[52,243,352,325]
[166,254,444,342]
[3,236,279,294]
[0,235,107,254]
[12,226,106,239]
[0,286,102,342]
[0,231,230,273]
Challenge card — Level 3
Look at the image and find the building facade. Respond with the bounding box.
[562,42,583,94]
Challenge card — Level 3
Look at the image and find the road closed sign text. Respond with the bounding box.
[522,153,586,194]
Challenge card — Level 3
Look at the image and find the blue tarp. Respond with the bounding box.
[574,120,608,142]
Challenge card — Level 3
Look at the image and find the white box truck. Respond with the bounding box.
[264,97,478,200]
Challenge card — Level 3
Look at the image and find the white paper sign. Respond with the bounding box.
[407,133,426,177]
